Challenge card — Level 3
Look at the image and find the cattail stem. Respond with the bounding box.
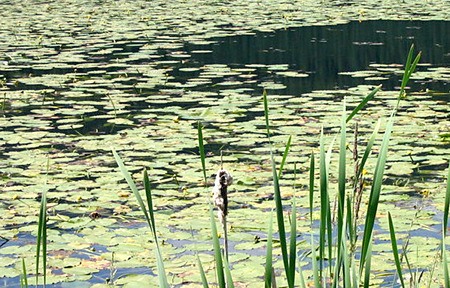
[223,216,228,263]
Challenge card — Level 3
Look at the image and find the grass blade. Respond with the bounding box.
[336,99,347,280]
[209,205,226,288]
[346,196,355,248]
[360,45,420,274]
[318,130,335,278]
[20,258,28,288]
[360,117,394,274]
[401,45,414,89]
[223,255,235,288]
[346,85,381,123]
[264,90,291,286]
[263,90,270,138]
[311,233,322,288]
[144,170,157,238]
[444,162,450,237]
[198,121,207,184]
[399,45,421,100]
[144,170,169,288]
[288,196,297,285]
[388,212,405,288]
[270,150,290,285]
[155,248,169,288]
[444,224,450,288]
[197,254,209,288]
[297,258,307,288]
[278,135,292,179]
[363,240,373,288]
[356,119,381,180]
[264,212,274,288]
[444,163,450,288]
[325,134,335,277]
[309,152,315,226]
[112,149,151,227]
[36,185,47,286]
[318,128,327,277]
[113,149,168,287]
[341,225,351,288]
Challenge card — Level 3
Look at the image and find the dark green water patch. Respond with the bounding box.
[186,20,450,96]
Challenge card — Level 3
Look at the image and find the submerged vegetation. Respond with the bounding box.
[0,1,449,287]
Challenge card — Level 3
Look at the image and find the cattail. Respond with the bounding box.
[213,169,233,223]
[212,168,233,262]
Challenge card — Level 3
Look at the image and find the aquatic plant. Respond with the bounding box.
[112,150,169,287]
[105,45,450,288]
[199,45,428,287]
[212,167,233,262]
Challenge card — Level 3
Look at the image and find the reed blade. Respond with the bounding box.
[341,225,351,288]
[399,45,421,100]
[197,254,209,288]
[325,134,336,277]
[264,90,291,286]
[278,135,292,179]
[270,150,290,285]
[388,212,405,288]
[112,149,151,227]
[145,170,169,288]
[359,117,394,274]
[337,99,347,279]
[309,152,315,226]
[155,248,169,288]
[223,254,235,288]
[444,162,450,237]
[113,149,168,287]
[36,186,47,286]
[144,170,157,238]
[198,121,207,184]
[443,225,449,288]
[264,212,274,288]
[319,129,327,277]
[311,233,322,288]
[346,85,381,123]
[263,90,270,138]
[209,205,226,288]
[297,257,307,288]
[360,45,420,275]
[20,258,28,288]
[444,163,450,288]
[356,119,381,180]
[363,239,373,288]
[288,196,297,285]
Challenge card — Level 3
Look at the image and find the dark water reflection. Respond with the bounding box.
[187,20,450,97]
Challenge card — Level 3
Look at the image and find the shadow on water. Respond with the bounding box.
[186,20,450,96]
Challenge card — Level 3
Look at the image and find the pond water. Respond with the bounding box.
[186,20,450,96]
[0,18,449,287]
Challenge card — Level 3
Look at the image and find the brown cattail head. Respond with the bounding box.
[212,169,233,223]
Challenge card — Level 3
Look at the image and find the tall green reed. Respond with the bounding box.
[197,123,233,288]
[442,163,450,288]
[35,158,50,287]
[262,45,422,287]
[106,45,442,288]
[263,89,297,287]
[360,46,421,278]
[20,258,28,288]
[113,149,169,288]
